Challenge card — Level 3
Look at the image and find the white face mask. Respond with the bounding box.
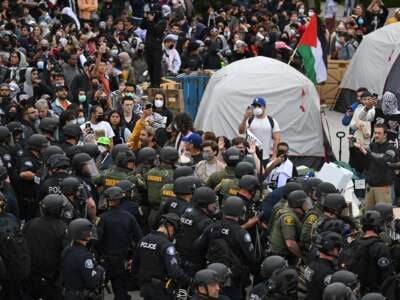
[299,8,305,14]
[308,11,315,17]
[77,117,86,125]
[154,99,164,108]
[253,107,263,116]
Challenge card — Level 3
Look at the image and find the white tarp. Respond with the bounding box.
[340,22,400,96]
[194,56,324,157]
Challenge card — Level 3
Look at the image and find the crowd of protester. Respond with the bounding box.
[0,0,399,299]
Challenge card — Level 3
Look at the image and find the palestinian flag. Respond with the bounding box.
[297,15,327,84]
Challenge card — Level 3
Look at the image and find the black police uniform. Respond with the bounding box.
[39,171,70,200]
[195,219,258,300]
[0,143,13,175]
[23,215,67,299]
[135,230,191,300]
[304,257,338,300]
[62,243,104,300]
[175,206,214,276]
[95,207,143,300]
[355,236,393,294]
[16,150,43,221]
[249,281,270,300]
[0,212,21,300]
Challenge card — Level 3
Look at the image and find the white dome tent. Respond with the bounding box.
[336,22,400,112]
[194,56,327,166]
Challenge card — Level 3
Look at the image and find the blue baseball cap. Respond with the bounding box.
[182,133,203,149]
[252,97,266,107]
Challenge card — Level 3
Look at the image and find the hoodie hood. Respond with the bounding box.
[382,91,400,115]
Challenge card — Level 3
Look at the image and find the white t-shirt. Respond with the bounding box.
[247,115,280,159]
[265,159,293,189]
[81,121,115,139]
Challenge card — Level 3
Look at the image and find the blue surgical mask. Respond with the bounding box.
[78,95,86,103]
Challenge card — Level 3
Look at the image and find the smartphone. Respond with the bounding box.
[85,123,91,129]
[145,103,153,109]
[349,137,356,147]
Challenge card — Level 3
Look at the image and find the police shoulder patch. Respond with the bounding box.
[377,257,390,268]
[324,275,332,286]
[244,233,252,242]
[306,214,318,225]
[283,215,295,225]
[184,207,193,214]
[84,259,94,269]
[304,266,314,282]
[24,161,33,168]
[166,246,176,255]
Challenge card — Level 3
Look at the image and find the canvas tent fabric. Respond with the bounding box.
[336,23,400,112]
[194,56,325,158]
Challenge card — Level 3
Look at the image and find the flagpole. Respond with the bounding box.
[288,46,299,66]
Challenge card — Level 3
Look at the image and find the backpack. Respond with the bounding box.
[344,237,381,286]
[0,230,31,281]
[206,238,245,282]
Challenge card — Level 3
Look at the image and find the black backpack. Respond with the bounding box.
[0,225,31,281]
[206,237,244,282]
[345,237,381,286]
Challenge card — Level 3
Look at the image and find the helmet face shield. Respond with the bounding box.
[82,159,99,177]
[302,198,314,212]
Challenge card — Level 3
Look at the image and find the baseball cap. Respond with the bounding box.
[182,133,202,148]
[97,137,111,146]
[252,97,266,107]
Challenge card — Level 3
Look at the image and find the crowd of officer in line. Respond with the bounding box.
[0,114,399,300]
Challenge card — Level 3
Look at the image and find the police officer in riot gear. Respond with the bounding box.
[0,191,22,299]
[62,218,105,300]
[95,148,136,192]
[71,153,97,222]
[249,255,288,300]
[0,126,13,173]
[192,269,221,300]
[134,147,157,175]
[267,181,303,230]
[266,267,299,300]
[158,175,202,223]
[160,166,194,208]
[349,210,393,294]
[94,186,142,300]
[23,194,68,299]
[116,180,141,221]
[207,263,232,300]
[301,182,337,252]
[322,282,353,300]
[0,166,19,217]
[305,231,343,300]
[329,270,360,299]
[7,121,25,169]
[361,293,386,300]
[61,176,89,223]
[195,196,258,300]
[60,124,82,156]
[215,161,255,201]
[145,146,178,228]
[207,146,243,189]
[39,117,60,145]
[135,213,191,299]
[16,133,49,221]
[302,177,323,200]
[374,202,395,246]
[175,187,218,276]
[237,174,261,231]
[39,154,70,199]
[269,190,312,265]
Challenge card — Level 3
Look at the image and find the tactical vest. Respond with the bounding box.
[146,167,174,208]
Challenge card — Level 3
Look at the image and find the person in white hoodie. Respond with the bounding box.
[162,34,181,76]
[349,90,375,173]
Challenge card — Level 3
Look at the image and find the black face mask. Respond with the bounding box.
[96,115,104,123]
[168,44,174,49]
